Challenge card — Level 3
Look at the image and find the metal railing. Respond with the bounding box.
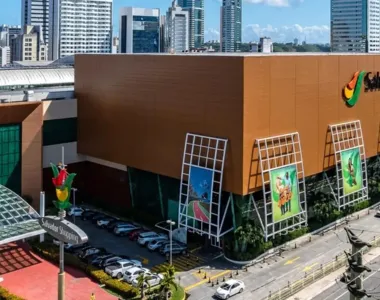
[261,235,380,300]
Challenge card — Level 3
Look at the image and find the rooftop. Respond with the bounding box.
[0,67,74,87]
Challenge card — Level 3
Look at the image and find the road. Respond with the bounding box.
[183,212,380,300]
[311,254,380,300]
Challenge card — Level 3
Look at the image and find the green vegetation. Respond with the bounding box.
[0,286,25,300]
[203,42,330,53]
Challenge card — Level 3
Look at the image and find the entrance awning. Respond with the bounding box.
[0,185,44,245]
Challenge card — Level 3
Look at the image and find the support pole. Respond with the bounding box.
[39,191,45,242]
[58,208,66,300]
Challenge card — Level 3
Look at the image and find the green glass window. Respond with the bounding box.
[43,118,77,146]
[0,125,21,194]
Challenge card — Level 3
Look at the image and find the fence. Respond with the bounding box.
[261,235,380,300]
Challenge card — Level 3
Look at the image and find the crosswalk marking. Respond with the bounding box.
[151,253,207,273]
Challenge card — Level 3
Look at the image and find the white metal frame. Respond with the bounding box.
[178,133,233,241]
[256,132,308,241]
[329,120,368,209]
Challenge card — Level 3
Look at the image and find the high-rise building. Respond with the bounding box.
[178,0,204,48]
[220,0,241,52]
[0,25,22,47]
[12,25,47,62]
[160,16,166,53]
[49,0,113,60]
[165,0,189,53]
[0,47,10,67]
[331,0,380,53]
[112,37,119,54]
[119,7,160,53]
[21,0,49,48]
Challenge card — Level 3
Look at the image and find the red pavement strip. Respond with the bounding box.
[0,243,117,300]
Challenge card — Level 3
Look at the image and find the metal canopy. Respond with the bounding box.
[0,185,44,245]
[328,120,368,209]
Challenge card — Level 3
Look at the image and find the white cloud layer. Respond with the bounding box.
[205,24,330,44]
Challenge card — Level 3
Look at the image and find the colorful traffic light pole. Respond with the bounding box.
[51,162,76,300]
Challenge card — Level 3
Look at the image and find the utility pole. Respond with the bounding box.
[344,227,372,300]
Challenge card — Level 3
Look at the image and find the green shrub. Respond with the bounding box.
[86,267,111,284]
[0,286,25,300]
[104,279,138,298]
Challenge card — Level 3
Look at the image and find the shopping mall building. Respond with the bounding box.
[1,53,380,242]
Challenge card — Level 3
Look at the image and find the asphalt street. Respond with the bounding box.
[311,254,380,300]
[184,212,380,300]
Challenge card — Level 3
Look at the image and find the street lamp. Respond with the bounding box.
[166,220,175,265]
[71,188,77,224]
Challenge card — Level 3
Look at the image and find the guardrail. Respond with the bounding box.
[261,235,380,300]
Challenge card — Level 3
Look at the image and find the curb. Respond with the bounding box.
[225,203,378,266]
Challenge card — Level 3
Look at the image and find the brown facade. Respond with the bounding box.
[42,161,131,210]
[76,54,380,196]
[1,102,42,206]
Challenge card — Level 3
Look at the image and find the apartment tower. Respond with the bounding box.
[178,0,204,48]
[220,0,242,52]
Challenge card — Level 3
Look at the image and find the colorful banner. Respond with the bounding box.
[270,164,301,223]
[341,147,363,195]
[187,166,213,223]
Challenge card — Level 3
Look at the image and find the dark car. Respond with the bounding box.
[65,242,89,253]
[89,254,114,266]
[106,220,128,232]
[81,210,97,221]
[128,228,147,241]
[91,213,107,224]
[79,247,107,260]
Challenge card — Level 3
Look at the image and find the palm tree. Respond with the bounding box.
[136,273,150,300]
[159,265,177,300]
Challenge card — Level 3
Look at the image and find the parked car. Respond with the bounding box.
[81,210,97,221]
[100,255,130,268]
[137,232,168,246]
[114,224,140,236]
[106,220,129,232]
[90,254,114,267]
[131,273,164,288]
[91,213,107,224]
[147,240,169,252]
[375,209,380,218]
[123,267,151,283]
[214,279,245,299]
[128,229,147,241]
[97,217,116,228]
[104,259,142,279]
[67,206,85,217]
[64,242,90,253]
[159,242,187,256]
[78,247,106,259]
[72,245,93,255]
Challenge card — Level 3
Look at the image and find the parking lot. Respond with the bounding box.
[66,216,167,269]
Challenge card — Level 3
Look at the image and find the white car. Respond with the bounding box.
[214,279,245,299]
[68,207,84,217]
[131,273,164,288]
[375,209,380,218]
[123,267,151,283]
[104,259,142,278]
[137,232,168,246]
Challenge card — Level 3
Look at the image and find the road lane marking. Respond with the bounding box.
[184,270,231,292]
[284,257,300,265]
[303,262,318,272]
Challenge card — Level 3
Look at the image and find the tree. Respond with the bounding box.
[234,222,263,253]
[136,273,151,300]
[159,265,177,300]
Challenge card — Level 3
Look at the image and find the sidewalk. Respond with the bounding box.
[289,246,380,300]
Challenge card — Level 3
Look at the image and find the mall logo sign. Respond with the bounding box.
[343,71,380,107]
[39,216,88,245]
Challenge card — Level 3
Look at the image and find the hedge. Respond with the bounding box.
[0,286,25,300]
[30,241,138,299]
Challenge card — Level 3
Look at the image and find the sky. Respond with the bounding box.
[0,0,330,44]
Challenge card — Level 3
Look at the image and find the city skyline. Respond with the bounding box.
[0,0,330,44]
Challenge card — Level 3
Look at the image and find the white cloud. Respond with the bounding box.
[243,0,304,7]
[205,24,330,44]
